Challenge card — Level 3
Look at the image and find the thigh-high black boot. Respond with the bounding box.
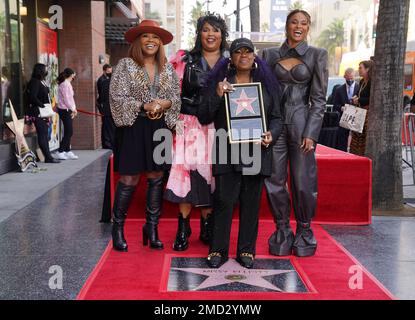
[142,177,164,249]
[112,182,136,251]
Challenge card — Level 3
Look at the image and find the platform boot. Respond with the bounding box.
[268,216,295,256]
[292,221,317,257]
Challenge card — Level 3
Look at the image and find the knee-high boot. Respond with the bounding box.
[112,182,136,252]
[142,176,164,249]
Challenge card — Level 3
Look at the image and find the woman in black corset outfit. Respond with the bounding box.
[261,10,328,257]
[26,63,60,163]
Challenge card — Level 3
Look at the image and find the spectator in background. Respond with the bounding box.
[97,64,116,149]
[326,84,340,105]
[350,60,373,156]
[57,68,78,160]
[333,68,359,152]
[26,63,60,163]
[410,94,415,113]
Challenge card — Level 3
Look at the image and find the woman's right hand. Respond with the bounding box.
[216,78,234,97]
[143,101,156,112]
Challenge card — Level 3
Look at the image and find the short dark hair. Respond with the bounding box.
[103,64,112,71]
[31,63,47,80]
[190,13,229,56]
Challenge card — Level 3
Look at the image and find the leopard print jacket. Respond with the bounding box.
[109,57,181,129]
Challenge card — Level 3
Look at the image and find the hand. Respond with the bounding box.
[216,78,234,97]
[261,131,273,148]
[155,99,172,110]
[71,109,78,119]
[143,101,157,112]
[300,137,315,153]
[352,96,359,105]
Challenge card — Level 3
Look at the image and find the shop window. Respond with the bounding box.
[0,0,23,140]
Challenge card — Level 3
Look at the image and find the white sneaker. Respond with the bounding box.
[65,151,79,160]
[57,152,68,160]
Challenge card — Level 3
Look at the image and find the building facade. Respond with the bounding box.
[0,0,143,174]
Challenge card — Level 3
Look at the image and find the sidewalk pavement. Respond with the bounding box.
[0,149,111,224]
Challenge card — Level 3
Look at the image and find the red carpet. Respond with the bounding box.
[77,219,393,300]
[110,145,372,225]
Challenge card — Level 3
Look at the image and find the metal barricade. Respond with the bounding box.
[402,112,415,184]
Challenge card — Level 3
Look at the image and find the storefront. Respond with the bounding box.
[0,0,140,174]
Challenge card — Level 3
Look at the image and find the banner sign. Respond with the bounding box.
[37,21,60,151]
[270,0,290,33]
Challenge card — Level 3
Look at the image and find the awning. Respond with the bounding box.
[106,17,139,44]
[104,1,139,44]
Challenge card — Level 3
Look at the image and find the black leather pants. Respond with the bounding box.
[264,126,318,225]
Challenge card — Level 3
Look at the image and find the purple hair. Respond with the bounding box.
[205,56,282,97]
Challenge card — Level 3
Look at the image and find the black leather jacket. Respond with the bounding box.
[261,41,328,142]
[197,75,283,177]
[180,53,212,116]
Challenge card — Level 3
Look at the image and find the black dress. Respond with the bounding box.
[117,81,171,176]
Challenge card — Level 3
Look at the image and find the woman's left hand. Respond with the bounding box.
[301,137,315,153]
[71,109,78,119]
[261,131,273,148]
[156,99,172,111]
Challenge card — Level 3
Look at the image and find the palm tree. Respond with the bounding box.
[187,1,204,48]
[365,0,411,210]
[250,0,260,32]
[290,1,304,11]
[316,18,344,74]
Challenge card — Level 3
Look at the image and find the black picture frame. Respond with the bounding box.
[224,82,267,144]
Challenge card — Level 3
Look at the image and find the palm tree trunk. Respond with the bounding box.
[365,0,410,210]
[250,0,260,40]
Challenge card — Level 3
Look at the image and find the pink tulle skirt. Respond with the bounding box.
[165,114,215,206]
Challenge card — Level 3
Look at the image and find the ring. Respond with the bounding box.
[223,84,228,90]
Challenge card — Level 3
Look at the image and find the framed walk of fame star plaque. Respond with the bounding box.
[224,82,267,144]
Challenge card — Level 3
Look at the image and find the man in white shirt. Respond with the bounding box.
[333,68,360,151]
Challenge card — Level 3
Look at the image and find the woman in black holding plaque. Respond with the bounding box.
[198,38,283,268]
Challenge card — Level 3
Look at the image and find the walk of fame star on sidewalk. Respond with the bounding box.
[170,258,297,292]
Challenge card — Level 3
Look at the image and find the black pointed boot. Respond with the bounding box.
[112,182,136,252]
[268,219,295,256]
[292,221,317,257]
[199,213,213,245]
[142,177,164,249]
[173,213,192,251]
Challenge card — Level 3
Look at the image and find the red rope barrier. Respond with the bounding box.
[77,109,104,117]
